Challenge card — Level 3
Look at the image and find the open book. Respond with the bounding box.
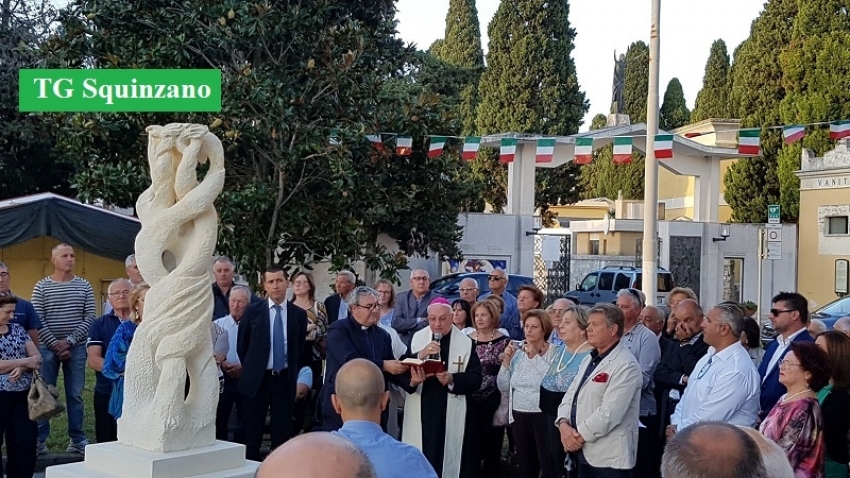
[401,358,445,375]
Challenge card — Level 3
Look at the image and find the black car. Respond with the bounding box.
[430,272,534,302]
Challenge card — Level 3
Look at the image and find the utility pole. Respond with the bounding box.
[642,0,662,305]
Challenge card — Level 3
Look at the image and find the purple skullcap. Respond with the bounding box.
[428,297,453,311]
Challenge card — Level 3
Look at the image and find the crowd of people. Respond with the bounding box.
[1,243,850,478]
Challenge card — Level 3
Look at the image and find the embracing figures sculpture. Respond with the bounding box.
[118,123,225,452]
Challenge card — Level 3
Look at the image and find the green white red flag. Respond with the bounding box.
[654,134,673,159]
[428,136,447,158]
[396,136,412,156]
[462,137,481,161]
[574,138,594,165]
[829,121,850,140]
[500,138,518,164]
[738,129,761,155]
[783,125,805,144]
[536,138,556,163]
[366,134,383,150]
[613,137,633,164]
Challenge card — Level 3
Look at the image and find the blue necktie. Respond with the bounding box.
[273,305,286,372]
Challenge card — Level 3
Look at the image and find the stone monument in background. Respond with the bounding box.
[608,51,631,127]
[47,124,259,477]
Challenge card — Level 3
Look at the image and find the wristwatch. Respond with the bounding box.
[66,337,76,347]
[555,417,569,426]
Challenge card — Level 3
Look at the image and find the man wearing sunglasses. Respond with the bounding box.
[478,269,522,341]
[758,291,815,415]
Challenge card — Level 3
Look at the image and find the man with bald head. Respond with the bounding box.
[458,278,479,306]
[834,316,850,336]
[256,431,376,478]
[333,359,436,478]
[662,421,768,478]
[402,298,482,477]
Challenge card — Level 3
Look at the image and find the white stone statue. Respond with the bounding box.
[118,123,226,452]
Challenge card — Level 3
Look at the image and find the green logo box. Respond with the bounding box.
[19,69,221,112]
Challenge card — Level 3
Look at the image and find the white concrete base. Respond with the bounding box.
[45,441,259,478]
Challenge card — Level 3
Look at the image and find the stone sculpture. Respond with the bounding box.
[118,123,226,452]
[611,52,627,115]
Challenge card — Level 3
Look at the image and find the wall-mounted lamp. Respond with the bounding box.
[713,223,731,242]
[525,215,543,236]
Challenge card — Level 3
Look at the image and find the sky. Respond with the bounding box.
[394,0,767,131]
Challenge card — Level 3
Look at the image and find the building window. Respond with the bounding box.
[827,216,849,236]
[590,240,600,255]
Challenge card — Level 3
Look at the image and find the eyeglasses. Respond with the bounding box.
[488,276,505,281]
[770,309,796,316]
[411,276,429,281]
[778,359,802,368]
[109,291,131,297]
[354,303,381,311]
[459,287,478,292]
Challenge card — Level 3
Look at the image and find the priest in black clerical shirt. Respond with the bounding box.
[321,287,409,431]
[402,297,482,478]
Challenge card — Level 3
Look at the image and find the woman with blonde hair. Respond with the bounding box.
[103,282,150,419]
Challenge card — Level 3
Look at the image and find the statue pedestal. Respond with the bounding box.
[607,114,631,127]
[45,441,259,478]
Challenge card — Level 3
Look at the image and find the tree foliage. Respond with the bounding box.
[578,41,647,200]
[476,0,588,217]
[40,0,482,284]
[660,78,690,131]
[0,0,75,200]
[775,0,850,221]
[724,0,797,223]
[438,0,484,69]
[691,39,731,122]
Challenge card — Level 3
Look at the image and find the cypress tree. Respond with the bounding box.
[477,0,588,215]
[624,41,649,123]
[578,114,611,199]
[660,78,690,130]
[690,39,731,122]
[438,0,485,68]
[723,0,797,223]
[775,0,850,221]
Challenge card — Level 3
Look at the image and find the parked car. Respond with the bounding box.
[761,295,850,344]
[565,266,676,306]
[429,272,534,302]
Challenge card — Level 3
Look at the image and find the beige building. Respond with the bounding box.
[795,141,850,308]
[659,119,742,222]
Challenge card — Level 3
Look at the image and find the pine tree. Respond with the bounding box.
[775,0,850,221]
[579,41,647,200]
[691,39,731,122]
[660,78,690,130]
[476,0,588,215]
[723,0,797,223]
[578,114,611,199]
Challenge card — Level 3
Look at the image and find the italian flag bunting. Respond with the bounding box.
[396,136,413,156]
[329,129,341,147]
[655,134,674,159]
[829,120,850,140]
[365,134,384,150]
[500,138,518,164]
[428,136,447,158]
[536,138,556,163]
[574,138,594,165]
[738,129,761,155]
[613,137,633,164]
[462,137,481,161]
[783,125,805,144]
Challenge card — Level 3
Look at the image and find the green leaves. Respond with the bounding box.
[660,78,690,131]
[691,39,731,123]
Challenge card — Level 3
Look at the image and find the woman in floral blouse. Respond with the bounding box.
[468,300,510,477]
[759,341,831,478]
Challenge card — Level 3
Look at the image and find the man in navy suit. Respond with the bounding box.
[321,287,409,431]
[237,266,308,461]
[758,291,814,415]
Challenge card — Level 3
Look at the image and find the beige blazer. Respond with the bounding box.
[557,342,642,470]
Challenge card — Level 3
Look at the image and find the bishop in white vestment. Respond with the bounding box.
[402,299,482,478]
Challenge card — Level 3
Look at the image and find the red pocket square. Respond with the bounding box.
[592,373,609,383]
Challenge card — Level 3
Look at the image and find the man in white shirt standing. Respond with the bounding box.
[758,292,814,415]
[214,285,251,442]
[667,303,760,436]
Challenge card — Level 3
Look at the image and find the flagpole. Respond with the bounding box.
[642,0,661,306]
